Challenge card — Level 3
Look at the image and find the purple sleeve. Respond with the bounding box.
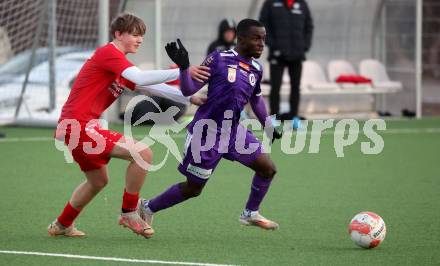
[250,94,269,126]
[179,68,206,96]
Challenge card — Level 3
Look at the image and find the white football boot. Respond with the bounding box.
[239,209,279,230]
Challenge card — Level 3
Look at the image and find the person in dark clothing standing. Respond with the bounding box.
[259,0,313,122]
[207,19,236,55]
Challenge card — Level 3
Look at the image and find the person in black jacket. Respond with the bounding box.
[259,0,313,121]
[207,19,236,55]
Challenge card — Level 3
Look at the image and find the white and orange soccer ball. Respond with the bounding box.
[348,212,386,249]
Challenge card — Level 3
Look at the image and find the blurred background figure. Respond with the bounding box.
[207,19,236,55]
[259,0,314,122]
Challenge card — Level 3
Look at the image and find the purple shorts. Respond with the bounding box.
[178,127,262,184]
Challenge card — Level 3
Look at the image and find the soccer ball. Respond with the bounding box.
[348,212,386,249]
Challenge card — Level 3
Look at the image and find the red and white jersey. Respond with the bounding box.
[59,43,135,124]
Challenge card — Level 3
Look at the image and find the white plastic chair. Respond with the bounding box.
[300,60,340,91]
[327,60,372,90]
[359,59,403,90]
[328,60,356,81]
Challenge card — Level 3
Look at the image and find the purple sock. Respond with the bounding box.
[245,175,273,211]
[148,183,186,212]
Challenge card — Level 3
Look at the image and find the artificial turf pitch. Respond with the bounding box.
[0,118,439,265]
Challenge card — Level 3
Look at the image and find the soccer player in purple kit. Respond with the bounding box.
[137,19,282,232]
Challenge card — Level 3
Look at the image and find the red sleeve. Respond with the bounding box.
[94,44,134,76]
[121,77,136,90]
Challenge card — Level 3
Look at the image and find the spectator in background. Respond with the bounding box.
[207,19,236,55]
[259,0,313,123]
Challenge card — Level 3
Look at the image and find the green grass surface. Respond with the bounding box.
[0,118,439,265]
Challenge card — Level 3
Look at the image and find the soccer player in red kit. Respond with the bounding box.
[48,13,209,238]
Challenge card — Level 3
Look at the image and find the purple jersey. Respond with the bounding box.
[187,49,263,134]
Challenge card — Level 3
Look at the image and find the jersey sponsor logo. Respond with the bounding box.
[249,73,256,87]
[220,52,234,57]
[228,67,237,83]
[273,2,283,7]
[203,55,214,66]
[239,61,250,71]
[108,81,125,97]
[239,69,248,76]
[187,163,212,179]
[294,2,300,9]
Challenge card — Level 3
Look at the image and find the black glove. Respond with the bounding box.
[165,38,189,70]
[265,123,283,144]
[272,127,283,144]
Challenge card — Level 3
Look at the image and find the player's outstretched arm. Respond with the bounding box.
[121,65,209,87]
[250,94,282,143]
[135,83,206,106]
[165,39,210,96]
[189,65,210,83]
[165,39,189,70]
[122,66,179,86]
[135,83,189,104]
[179,68,207,96]
[249,94,270,127]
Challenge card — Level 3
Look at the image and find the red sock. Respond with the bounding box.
[57,202,81,228]
[122,190,139,212]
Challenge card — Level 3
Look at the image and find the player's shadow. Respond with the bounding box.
[305,245,386,252]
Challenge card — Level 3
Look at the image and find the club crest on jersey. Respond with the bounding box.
[228,67,236,83]
[249,73,256,87]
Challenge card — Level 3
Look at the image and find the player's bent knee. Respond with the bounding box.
[187,187,203,198]
[180,181,205,198]
[89,176,109,190]
[139,147,153,165]
[270,164,277,177]
[268,160,277,178]
[183,190,199,198]
[117,138,153,164]
[259,164,277,179]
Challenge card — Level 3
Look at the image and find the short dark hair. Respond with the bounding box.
[110,13,146,38]
[236,19,264,37]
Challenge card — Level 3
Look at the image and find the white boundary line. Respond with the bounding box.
[0,128,440,143]
[0,250,237,266]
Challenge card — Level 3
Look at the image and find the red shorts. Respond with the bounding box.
[56,123,123,172]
